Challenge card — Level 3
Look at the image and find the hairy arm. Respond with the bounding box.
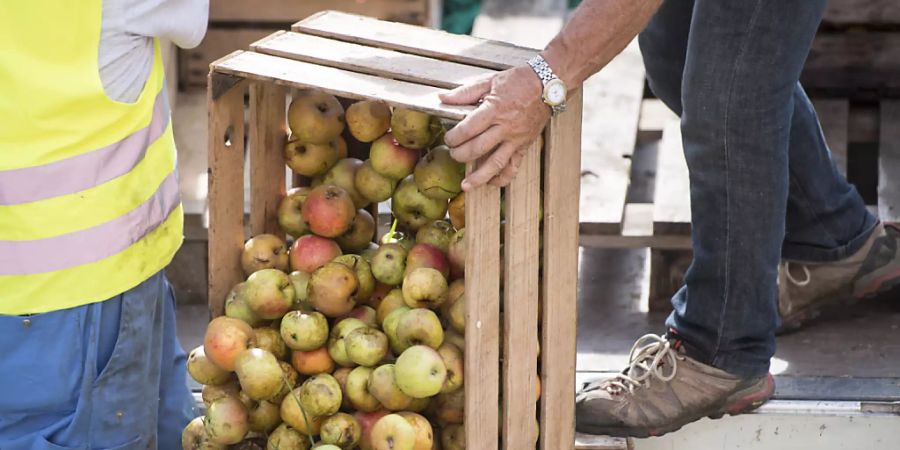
[441,0,662,190]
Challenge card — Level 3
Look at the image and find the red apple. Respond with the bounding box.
[369,133,419,180]
[289,234,342,273]
[404,243,450,279]
[302,185,357,238]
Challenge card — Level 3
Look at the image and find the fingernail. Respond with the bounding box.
[461,180,471,192]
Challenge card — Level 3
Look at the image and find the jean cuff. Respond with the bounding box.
[711,352,772,379]
[781,216,879,263]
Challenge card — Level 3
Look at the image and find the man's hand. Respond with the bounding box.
[440,65,550,191]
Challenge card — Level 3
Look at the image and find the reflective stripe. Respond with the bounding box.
[0,92,169,206]
[0,171,180,275]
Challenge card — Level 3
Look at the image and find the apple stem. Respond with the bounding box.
[281,372,317,447]
[387,217,399,243]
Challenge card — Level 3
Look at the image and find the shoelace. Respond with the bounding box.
[584,334,682,395]
[784,261,812,287]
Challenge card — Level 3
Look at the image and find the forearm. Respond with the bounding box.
[541,0,662,90]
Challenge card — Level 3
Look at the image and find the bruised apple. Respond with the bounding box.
[370,243,407,286]
[320,412,362,449]
[397,412,433,450]
[447,228,466,279]
[413,145,465,200]
[335,209,376,253]
[241,234,289,276]
[280,310,329,351]
[289,235,342,273]
[333,254,375,304]
[396,308,443,351]
[204,317,255,371]
[316,158,370,209]
[370,414,416,450]
[277,187,312,238]
[447,192,465,229]
[240,269,294,320]
[404,244,450,280]
[346,366,382,412]
[188,345,232,386]
[234,348,283,401]
[182,416,225,450]
[284,137,340,178]
[391,176,447,232]
[204,396,249,445]
[308,262,359,318]
[369,133,419,180]
[302,185,357,238]
[298,374,343,417]
[251,327,287,361]
[402,268,448,309]
[391,108,441,150]
[355,160,397,203]
[288,90,344,145]
[367,364,412,411]
[346,100,391,143]
[225,283,264,327]
[414,220,455,253]
[345,327,389,367]
[327,318,367,367]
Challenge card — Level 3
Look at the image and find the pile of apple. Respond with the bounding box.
[183,90,501,450]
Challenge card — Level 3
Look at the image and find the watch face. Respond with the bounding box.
[545,79,567,106]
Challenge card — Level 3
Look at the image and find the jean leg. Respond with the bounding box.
[664,0,828,378]
[157,275,196,450]
[638,0,693,115]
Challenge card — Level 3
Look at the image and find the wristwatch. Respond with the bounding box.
[527,54,567,115]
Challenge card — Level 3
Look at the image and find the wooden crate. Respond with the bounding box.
[207,11,581,450]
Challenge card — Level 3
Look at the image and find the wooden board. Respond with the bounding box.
[465,168,502,450]
[803,32,900,94]
[579,203,692,249]
[293,11,538,70]
[502,139,541,450]
[213,51,474,120]
[207,80,247,317]
[472,15,564,50]
[879,101,900,224]
[823,0,900,26]
[637,98,678,143]
[181,27,280,88]
[812,99,849,174]
[252,31,495,90]
[578,40,646,235]
[210,0,430,24]
[248,82,287,237]
[653,121,691,235]
[540,90,582,450]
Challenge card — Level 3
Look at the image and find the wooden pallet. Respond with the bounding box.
[207,11,581,450]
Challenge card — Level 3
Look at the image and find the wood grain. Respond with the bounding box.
[653,121,691,235]
[293,11,538,70]
[502,139,541,450]
[213,51,474,120]
[803,32,900,94]
[181,27,281,88]
[540,89,582,450]
[208,80,247,317]
[823,0,900,25]
[210,0,429,24]
[879,101,900,224]
[249,82,287,237]
[252,31,495,90]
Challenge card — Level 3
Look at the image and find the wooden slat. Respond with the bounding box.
[812,99,849,174]
[575,434,630,450]
[823,0,900,26]
[653,121,691,235]
[540,89,582,450]
[180,27,280,88]
[579,204,691,249]
[213,51,474,120]
[879,101,900,224]
[208,79,247,317]
[471,15,564,50]
[465,171,502,450]
[637,98,678,142]
[210,0,429,24]
[252,31,495,90]
[293,11,537,70]
[579,40,646,235]
[803,32,900,94]
[249,82,287,236]
[849,104,879,144]
[502,140,541,450]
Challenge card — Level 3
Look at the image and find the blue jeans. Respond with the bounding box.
[640,0,877,377]
[0,272,196,449]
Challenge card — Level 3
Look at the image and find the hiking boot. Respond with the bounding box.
[778,223,900,334]
[575,334,774,438]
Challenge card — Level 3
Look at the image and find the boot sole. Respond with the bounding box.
[575,374,775,439]
[854,263,900,300]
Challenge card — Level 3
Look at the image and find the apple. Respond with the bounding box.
[345,327,389,367]
[267,424,308,450]
[346,100,391,143]
[367,364,412,411]
[443,329,465,355]
[444,291,465,333]
[302,185,357,238]
[381,307,411,355]
[288,90,345,145]
[391,175,448,231]
[367,282,393,309]
[390,108,440,150]
[290,235,343,273]
[342,305,378,328]
[333,254,376,304]
[370,414,416,450]
[234,348,283,401]
[291,346,335,375]
[288,271,311,309]
[204,396,249,445]
[447,228,466,279]
[405,396,430,414]
[361,242,380,264]
[414,220,455,253]
[252,327,287,360]
[328,318,368,367]
[278,187,312,238]
[436,342,463,393]
[308,262,358,318]
[280,311,329,351]
[182,416,224,450]
[369,133,419,180]
[355,160,398,203]
[434,389,464,425]
[269,361,300,404]
[316,158,370,209]
[396,308,443,351]
[204,316,256,371]
[376,289,406,326]
[298,374,343,417]
[402,268,448,309]
[246,399,281,433]
[280,388,323,435]
[284,137,341,178]
[188,345,232,385]
[441,424,465,450]
[397,412,433,450]
[225,283,265,327]
[370,243,407,286]
[320,412,362,449]
[394,346,446,398]
[346,367,382,412]
[404,244,450,280]
[202,377,240,408]
[413,145,465,200]
[447,192,465,229]
[241,234,289,276]
[379,230,415,252]
[355,410,390,450]
[240,269,294,320]
[332,366,354,410]
[335,209,376,253]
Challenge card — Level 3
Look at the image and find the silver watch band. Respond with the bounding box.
[527,55,566,114]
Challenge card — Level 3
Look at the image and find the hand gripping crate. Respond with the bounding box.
[207,11,582,450]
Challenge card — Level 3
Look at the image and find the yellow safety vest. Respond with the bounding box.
[0,1,183,314]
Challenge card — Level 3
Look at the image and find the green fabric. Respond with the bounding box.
[442,0,481,34]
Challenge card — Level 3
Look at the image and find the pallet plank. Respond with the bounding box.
[540,89,582,450]
[210,0,429,24]
[823,0,900,26]
[652,121,691,235]
[249,82,287,236]
[803,32,900,95]
[579,40,646,235]
[293,11,537,70]
[812,99,849,174]
[465,171,501,450]
[252,31,495,90]
[181,27,280,88]
[637,98,678,142]
[879,101,900,224]
[208,79,247,317]
[214,51,474,120]
[502,140,541,450]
